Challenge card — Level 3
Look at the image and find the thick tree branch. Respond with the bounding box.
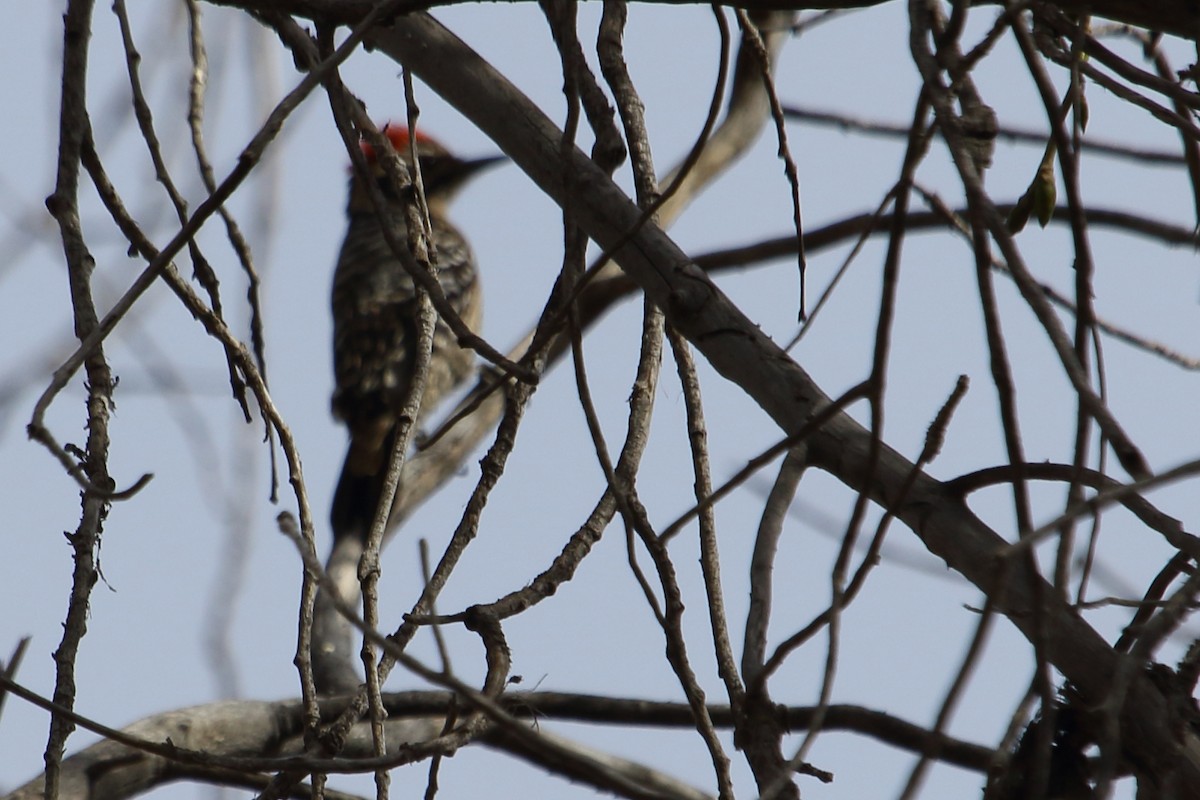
[2,687,993,800]
[211,0,1200,40]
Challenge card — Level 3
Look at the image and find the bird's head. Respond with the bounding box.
[348,124,503,215]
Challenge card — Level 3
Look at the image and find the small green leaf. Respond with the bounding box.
[1033,162,1057,228]
[1007,191,1032,234]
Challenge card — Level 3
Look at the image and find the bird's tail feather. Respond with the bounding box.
[330,432,396,543]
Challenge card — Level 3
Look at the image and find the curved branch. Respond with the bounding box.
[1,682,992,800]
[783,105,1191,165]
[948,462,1200,559]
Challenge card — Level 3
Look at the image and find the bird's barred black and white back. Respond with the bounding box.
[328,126,494,542]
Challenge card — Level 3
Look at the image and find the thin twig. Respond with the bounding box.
[783,105,1189,165]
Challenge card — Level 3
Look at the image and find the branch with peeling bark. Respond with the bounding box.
[1,681,995,800]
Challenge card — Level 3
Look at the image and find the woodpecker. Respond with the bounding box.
[330,125,500,541]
